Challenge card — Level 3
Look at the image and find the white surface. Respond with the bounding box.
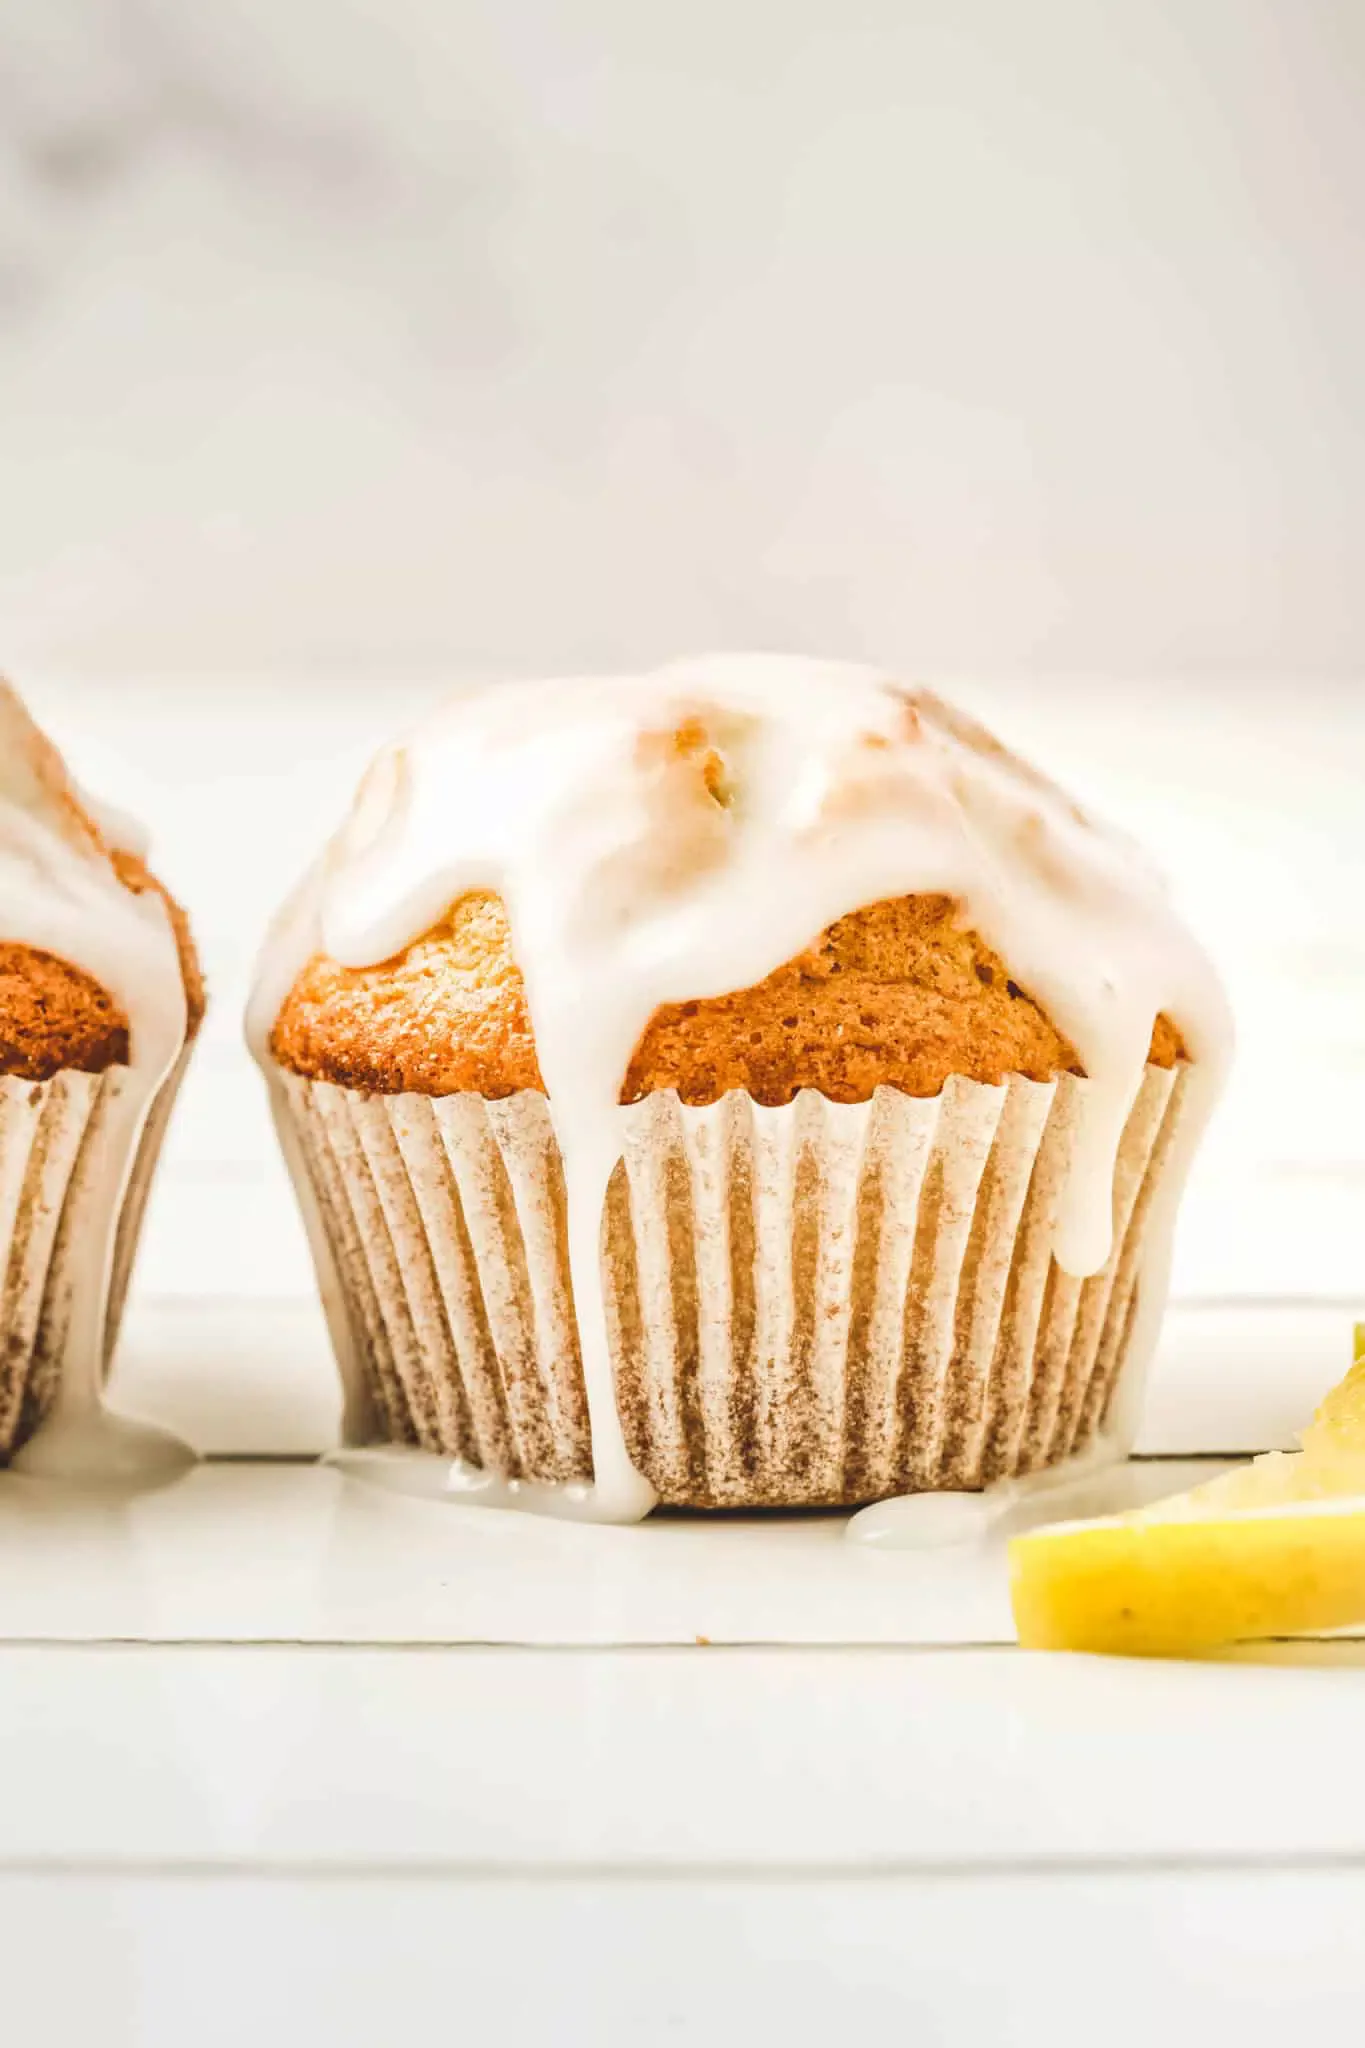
[7,1871,1365,2048]
[3,1303,1364,2034]
[0,1456,1234,1648]
[6,1641,1365,1871]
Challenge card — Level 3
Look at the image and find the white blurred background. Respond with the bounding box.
[0,1,1361,1312]
[1,0,1363,675]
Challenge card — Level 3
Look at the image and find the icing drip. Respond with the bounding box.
[0,686,193,1480]
[846,1434,1130,1549]
[249,657,1231,1525]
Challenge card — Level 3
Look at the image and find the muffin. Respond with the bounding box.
[0,683,204,1474]
[250,658,1230,1522]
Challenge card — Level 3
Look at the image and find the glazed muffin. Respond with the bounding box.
[0,684,204,1471]
[251,659,1229,1520]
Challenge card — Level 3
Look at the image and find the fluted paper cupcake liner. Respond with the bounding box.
[276,1059,1190,1509]
[0,1056,191,1458]
[106,1044,196,1355]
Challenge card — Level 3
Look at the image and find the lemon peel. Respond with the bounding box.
[1010,1325,1365,1656]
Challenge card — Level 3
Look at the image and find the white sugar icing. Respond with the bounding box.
[0,684,193,1480]
[846,1432,1131,1549]
[249,656,1232,1525]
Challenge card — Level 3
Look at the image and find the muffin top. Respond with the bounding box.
[254,657,1230,1278]
[273,887,1187,1108]
[0,685,202,1083]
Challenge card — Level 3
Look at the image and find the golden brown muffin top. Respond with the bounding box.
[0,682,206,1081]
[0,944,132,1082]
[0,851,204,1084]
[271,887,1183,1105]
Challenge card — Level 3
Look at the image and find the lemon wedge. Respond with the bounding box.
[1010,1326,1365,1656]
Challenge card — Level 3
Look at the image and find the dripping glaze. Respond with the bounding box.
[0,686,193,1480]
[248,656,1232,1526]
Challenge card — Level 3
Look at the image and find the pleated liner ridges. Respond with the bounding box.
[281,1061,1189,1508]
[0,1053,192,1459]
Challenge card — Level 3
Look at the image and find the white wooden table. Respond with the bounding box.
[4,676,1362,2040]
[0,1297,1361,2044]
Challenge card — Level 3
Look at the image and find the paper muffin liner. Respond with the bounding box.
[0,1053,192,1458]
[275,1059,1192,1509]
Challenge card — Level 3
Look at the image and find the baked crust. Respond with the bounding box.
[0,945,131,1082]
[272,888,1184,1104]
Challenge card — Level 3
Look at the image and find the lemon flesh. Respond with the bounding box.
[1010,1326,1365,1656]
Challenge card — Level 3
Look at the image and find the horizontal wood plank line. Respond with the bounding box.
[6,1849,1365,1883]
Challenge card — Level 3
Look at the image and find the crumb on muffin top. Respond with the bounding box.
[271,887,1183,1105]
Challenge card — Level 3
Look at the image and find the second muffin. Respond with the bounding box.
[252,660,1229,1519]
